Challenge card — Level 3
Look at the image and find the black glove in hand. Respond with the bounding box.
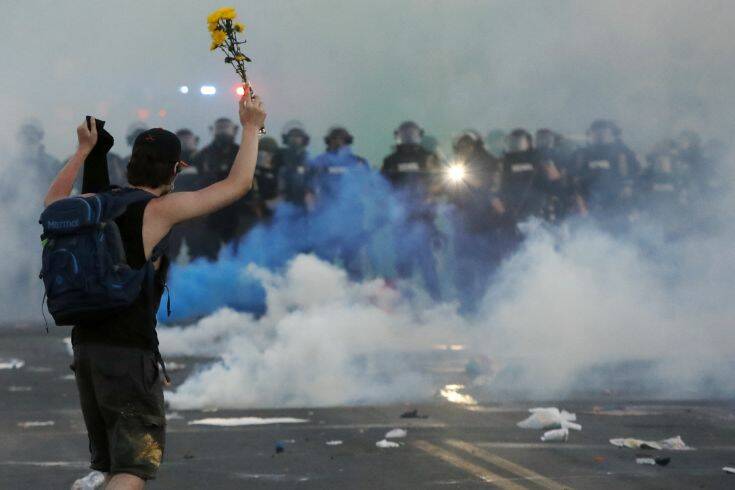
[82,117,114,194]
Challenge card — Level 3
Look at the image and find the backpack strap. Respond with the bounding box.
[102,187,157,221]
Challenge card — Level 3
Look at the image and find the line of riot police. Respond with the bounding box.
[11,116,728,310]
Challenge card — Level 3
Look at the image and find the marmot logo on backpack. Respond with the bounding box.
[47,219,80,230]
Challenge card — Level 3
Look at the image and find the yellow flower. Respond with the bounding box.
[219,7,237,20]
[234,22,245,32]
[211,29,227,47]
[235,54,246,61]
[210,41,219,51]
[207,10,222,24]
[207,21,218,32]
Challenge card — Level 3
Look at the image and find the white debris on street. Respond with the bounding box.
[517,407,581,431]
[326,440,343,446]
[17,421,55,428]
[188,417,308,427]
[0,358,25,370]
[385,428,407,439]
[610,435,693,451]
[376,439,401,448]
[541,428,569,442]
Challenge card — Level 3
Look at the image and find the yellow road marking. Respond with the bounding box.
[413,440,528,489]
[445,439,570,490]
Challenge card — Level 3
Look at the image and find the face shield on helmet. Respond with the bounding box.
[324,127,353,151]
[507,130,532,153]
[281,120,310,150]
[535,130,555,150]
[284,129,308,149]
[587,120,616,146]
[395,121,423,146]
[452,130,482,158]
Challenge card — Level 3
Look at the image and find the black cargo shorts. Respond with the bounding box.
[72,343,166,480]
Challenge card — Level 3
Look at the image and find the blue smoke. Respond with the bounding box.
[161,168,420,323]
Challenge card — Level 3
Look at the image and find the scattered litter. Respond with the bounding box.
[659,436,693,450]
[62,337,73,356]
[326,440,343,446]
[636,457,671,466]
[385,428,407,439]
[275,441,285,454]
[400,409,428,419]
[376,439,401,448]
[517,407,581,431]
[71,470,105,490]
[8,386,32,392]
[541,428,569,442]
[166,412,183,421]
[188,417,308,427]
[610,435,693,451]
[723,466,735,474]
[0,358,25,370]
[611,438,661,450]
[166,361,186,371]
[18,421,55,428]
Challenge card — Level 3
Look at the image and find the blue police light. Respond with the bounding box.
[200,85,217,95]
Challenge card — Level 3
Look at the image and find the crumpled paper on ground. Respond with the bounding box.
[517,407,582,431]
[385,428,407,439]
[376,439,401,448]
[610,435,693,451]
[541,428,569,442]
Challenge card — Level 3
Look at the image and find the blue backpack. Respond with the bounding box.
[39,188,166,326]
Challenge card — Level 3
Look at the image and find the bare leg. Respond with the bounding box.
[104,473,145,490]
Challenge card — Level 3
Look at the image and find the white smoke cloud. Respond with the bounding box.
[161,203,735,409]
[473,217,735,399]
[161,255,466,409]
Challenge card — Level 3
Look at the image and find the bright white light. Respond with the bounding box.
[179,85,189,94]
[200,85,217,95]
[439,384,477,405]
[447,163,467,183]
[235,85,245,96]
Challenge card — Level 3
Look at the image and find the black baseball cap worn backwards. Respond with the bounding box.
[133,128,182,164]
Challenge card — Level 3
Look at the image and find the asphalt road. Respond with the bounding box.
[1,325,734,489]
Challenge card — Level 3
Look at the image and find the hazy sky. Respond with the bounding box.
[1,0,734,163]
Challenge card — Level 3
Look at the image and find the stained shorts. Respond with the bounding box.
[72,343,166,480]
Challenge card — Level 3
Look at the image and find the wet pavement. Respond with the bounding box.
[1,325,734,489]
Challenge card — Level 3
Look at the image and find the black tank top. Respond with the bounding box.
[72,200,169,350]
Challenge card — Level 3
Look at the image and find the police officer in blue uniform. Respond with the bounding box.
[571,120,640,223]
[381,121,442,299]
[310,127,370,279]
[275,121,313,208]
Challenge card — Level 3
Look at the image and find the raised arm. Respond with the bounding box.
[44,117,98,207]
[149,87,266,225]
